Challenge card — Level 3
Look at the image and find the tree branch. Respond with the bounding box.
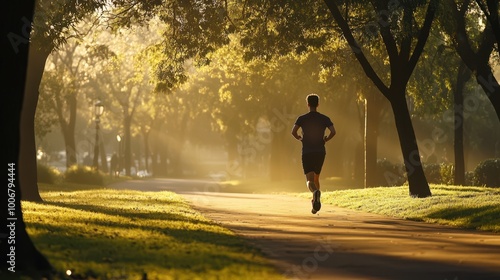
[323,0,389,96]
[407,0,438,79]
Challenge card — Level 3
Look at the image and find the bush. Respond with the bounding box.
[37,164,62,184]
[65,165,105,185]
[423,163,454,185]
[465,171,476,186]
[423,163,441,184]
[439,163,455,185]
[473,159,500,187]
[375,158,406,186]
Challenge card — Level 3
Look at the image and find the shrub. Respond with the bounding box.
[375,158,406,186]
[473,159,500,187]
[465,171,476,186]
[423,163,441,184]
[423,163,454,185]
[439,163,455,185]
[37,163,62,184]
[65,165,104,185]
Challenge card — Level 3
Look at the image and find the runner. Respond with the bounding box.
[291,94,336,214]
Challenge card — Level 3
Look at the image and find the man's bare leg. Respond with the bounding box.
[306,172,322,214]
[314,173,320,191]
[305,171,317,192]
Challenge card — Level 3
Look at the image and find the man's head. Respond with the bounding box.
[306,94,319,108]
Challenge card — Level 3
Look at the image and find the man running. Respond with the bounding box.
[291,94,336,214]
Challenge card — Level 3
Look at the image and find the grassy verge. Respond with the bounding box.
[205,178,500,233]
[297,184,500,232]
[22,182,284,279]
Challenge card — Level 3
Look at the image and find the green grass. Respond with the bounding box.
[203,178,500,232]
[22,182,284,280]
[298,184,500,232]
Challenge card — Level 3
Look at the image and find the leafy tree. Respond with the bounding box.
[475,0,500,57]
[322,0,437,197]
[1,0,53,276]
[20,0,108,201]
[38,38,90,168]
[232,1,435,196]
[442,0,500,122]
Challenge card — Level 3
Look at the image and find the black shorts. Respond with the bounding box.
[302,152,326,174]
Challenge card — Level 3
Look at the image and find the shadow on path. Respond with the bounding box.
[111,178,500,280]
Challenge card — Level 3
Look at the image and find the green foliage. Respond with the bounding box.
[375,159,406,186]
[465,171,476,186]
[473,159,500,187]
[423,163,454,184]
[439,163,455,185]
[37,163,62,184]
[64,165,105,185]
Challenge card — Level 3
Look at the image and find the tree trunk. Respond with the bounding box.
[390,93,432,197]
[453,62,471,185]
[270,130,287,181]
[124,115,132,176]
[2,1,53,275]
[99,137,108,173]
[62,128,77,168]
[143,131,150,172]
[476,64,500,122]
[19,43,50,202]
[365,93,383,187]
[60,94,77,168]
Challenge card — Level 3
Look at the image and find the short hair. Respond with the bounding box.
[306,94,319,107]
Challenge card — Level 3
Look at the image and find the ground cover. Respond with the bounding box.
[303,184,500,232]
[21,182,284,280]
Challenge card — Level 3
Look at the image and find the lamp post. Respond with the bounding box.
[92,100,104,170]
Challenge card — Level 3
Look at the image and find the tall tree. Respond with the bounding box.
[443,0,500,122]
[475,0,500,57]
[20,0,108,201]
[322,0,437,197]
[1,0,53,276]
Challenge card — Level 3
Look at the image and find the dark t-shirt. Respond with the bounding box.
[295,111,334,154]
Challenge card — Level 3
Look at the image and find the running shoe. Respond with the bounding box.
[312,190,321,213]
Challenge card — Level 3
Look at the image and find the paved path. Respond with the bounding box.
[111,178,500,280]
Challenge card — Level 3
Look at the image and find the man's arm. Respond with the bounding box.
[291,124,302,141]
[324,125,336,142]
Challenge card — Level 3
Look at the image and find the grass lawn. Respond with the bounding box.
[218,178,500,233]
[298,184,500,233]
[22,182,284,280]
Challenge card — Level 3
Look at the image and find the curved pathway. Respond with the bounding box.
[111,178,500,280]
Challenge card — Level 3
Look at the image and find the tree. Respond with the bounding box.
[475,0,500,57]
[20,0,108,201]
[1,0,53,276]
[39,39,89,169]
[322,0,436,197]
[443,0,500,122]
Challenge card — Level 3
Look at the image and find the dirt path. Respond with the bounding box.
[111,179,500,280]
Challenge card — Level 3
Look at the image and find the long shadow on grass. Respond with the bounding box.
[27,202,275,277]
[42,201,246,245]
[427,205,500,230]
[28,222,266,277]
[44,200,206,224]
